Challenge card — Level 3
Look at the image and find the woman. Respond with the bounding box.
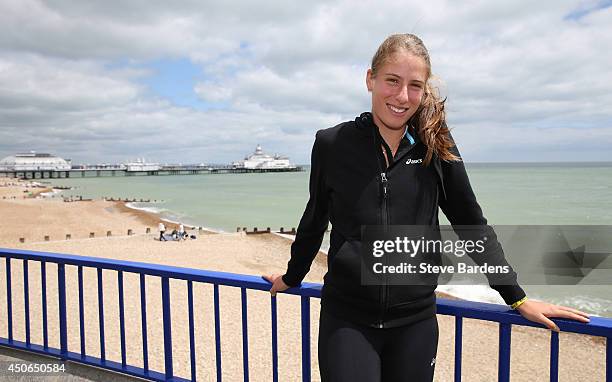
[263,33,590,382]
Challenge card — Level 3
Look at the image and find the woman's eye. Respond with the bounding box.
[386,79,398,85]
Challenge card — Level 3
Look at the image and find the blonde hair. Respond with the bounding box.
[371,33,460,164]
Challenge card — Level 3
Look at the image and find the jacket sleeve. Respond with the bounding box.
[282,131,330,287]
[439,134,526,306]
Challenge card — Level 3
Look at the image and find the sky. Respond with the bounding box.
[0,0,611,164]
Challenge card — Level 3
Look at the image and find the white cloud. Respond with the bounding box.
[196,63,367,115]
[0,54,140,112]
[194,82,233,103]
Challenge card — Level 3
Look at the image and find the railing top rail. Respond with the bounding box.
[437,298,612,337]
[0,247,322,297]
[2,247,611,336]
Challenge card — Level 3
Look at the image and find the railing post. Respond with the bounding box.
[187,280,196,381]
[498,323,511,382]
[214,284,222,382]
[97,268,106,362]
[41,261,48,349]
[161,276,173,379]
[606,337,610,382]
[5,258,13,343]
[118,271,126,368]
[271,295,278,382]
[78,265,86,358]
[58,263,68,359]
[23,260,30,346]
[300,296,311,382]
[241,287,250,382]
[140,274,149,375]
[550,331,559,382]
[455,316,463,382]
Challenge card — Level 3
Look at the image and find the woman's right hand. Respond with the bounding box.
[262,273,290,296]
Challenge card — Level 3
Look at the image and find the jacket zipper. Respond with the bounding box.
[373,126,419,328]
[370,121,423,328]
[377,171,389,328]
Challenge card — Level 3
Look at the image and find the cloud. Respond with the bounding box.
[195,63,367,115]
[0,0,610,164]
[0,54,140,112]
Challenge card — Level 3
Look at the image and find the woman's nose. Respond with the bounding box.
[395,85,409,103]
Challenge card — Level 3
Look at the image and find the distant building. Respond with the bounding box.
[0,152,71,171]
[232,145,296,170]
[124,158,161,172]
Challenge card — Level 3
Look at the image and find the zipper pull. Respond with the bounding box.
[380,173,388,196]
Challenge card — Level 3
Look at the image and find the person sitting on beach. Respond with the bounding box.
[158,222,167,241]
[178,224,186,239]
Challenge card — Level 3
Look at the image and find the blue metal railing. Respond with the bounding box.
[1,247,611,381]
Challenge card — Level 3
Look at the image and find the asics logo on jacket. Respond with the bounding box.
[406,158,423,165]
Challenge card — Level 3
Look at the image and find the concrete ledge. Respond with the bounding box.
[0,346,148,382]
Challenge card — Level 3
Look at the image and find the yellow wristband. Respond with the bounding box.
[511,296,528,309]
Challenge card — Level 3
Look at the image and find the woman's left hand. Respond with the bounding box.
[515,299,590,332]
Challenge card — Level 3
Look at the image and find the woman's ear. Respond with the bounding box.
[366,69,374,92]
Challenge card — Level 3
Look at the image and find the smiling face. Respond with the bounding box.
[366,50,428,132]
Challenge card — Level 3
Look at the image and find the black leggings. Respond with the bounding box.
[318,309,438,382]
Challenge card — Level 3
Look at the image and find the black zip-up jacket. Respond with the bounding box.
[282,112,526,328]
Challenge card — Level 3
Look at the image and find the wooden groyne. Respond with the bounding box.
[103,197,156,203]
[18,228,153,243]
[237,226,333,235]
[238,227,297,235]
[16,225,208,244]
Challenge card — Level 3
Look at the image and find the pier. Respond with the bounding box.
[0,165,303,180]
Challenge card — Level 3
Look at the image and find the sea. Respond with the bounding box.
[47,162,612,317]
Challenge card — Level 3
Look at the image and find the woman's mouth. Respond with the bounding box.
[387,104,408,116]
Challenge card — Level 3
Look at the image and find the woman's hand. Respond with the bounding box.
[262,273,290,296]
[515,299,590,332]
